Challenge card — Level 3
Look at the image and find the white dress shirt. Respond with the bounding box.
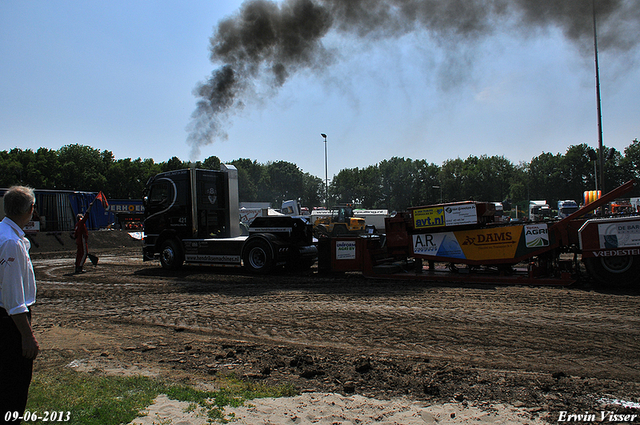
[0,217,36,315]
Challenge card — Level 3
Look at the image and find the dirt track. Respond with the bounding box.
[29,232,640,423]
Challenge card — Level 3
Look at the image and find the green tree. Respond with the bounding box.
[440,157,465,202]
[562,144,595,201]
[474,155,514,202]
[331,168,361,205]
[620,139,640,197]
[264,161,304,206]
[203,155,221,170]
[508,163,529,217]
[106,158,160,199]
[528,152,563,202]
[3,138,640,210]
[602,147,626,196]
[411,160,440,206]
[58,144,111,191]
[300,172,324,208]
[622,139,640,179]
[230,158,265,202]
[29,148,61,189]
[162,156,186,172]
[378,157,415,211]
[358,165,383,209]
[0,149,27,187]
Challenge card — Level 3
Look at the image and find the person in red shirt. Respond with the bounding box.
[73,200,95,274]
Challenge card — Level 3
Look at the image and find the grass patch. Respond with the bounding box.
[26,367,297,424]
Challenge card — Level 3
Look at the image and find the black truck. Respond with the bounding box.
[142,165,317,273]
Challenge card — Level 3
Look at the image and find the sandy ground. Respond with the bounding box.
[129,392,547,424]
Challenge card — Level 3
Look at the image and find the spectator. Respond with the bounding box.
[0,186,39,422]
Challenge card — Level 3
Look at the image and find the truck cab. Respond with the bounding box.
[557,200,579,219]
[529,200,551,222]
[143,165,317,273]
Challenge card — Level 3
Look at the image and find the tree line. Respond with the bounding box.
[2,140,639,213]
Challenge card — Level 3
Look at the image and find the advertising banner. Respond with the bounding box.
[444,204,477,226]
[335,240,357,260]
[524,224,549,248]
[412,203,479,230]
[413,226,524,261]
[413,232,465,259]
[598,221,640,249]
[412,207,445,229]
[457,226,522,261]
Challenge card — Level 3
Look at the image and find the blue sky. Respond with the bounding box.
[1,0,639,182]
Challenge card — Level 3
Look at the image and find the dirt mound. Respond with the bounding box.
[27,230,142,254]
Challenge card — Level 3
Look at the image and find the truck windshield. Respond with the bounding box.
[560,207,579,215]
[148,182,171,206]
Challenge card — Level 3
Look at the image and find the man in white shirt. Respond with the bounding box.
[0,186,39,423]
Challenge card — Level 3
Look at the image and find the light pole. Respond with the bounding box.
[592,0,605,194]
[321,133,328,208]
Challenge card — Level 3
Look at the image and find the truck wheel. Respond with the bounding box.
[314,225,329,239]
[584,255,640,288]
[243,239,273,274]
[159,239,184,270]
[332,224,349,237]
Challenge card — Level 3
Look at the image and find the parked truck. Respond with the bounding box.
[319,180,640,287]
[529,200,551,222]
[142,165,317,273]
[557,200,579,219]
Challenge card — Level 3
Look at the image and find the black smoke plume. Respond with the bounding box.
[187,0,639,159]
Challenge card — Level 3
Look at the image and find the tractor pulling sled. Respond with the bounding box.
[318,179,640,287]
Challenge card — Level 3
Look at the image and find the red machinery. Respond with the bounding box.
[319,180,639,287]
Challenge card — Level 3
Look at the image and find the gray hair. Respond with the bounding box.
[4,186,35,217]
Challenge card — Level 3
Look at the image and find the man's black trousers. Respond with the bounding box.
[0,309,33,424]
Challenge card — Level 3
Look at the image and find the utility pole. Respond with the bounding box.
[593,0,605,194]
[321,133,328,208]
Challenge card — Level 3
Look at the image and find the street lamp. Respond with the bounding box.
[321,133,328,208]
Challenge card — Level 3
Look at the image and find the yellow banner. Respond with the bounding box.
[457,226,523,261]
[413,207,445,229]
